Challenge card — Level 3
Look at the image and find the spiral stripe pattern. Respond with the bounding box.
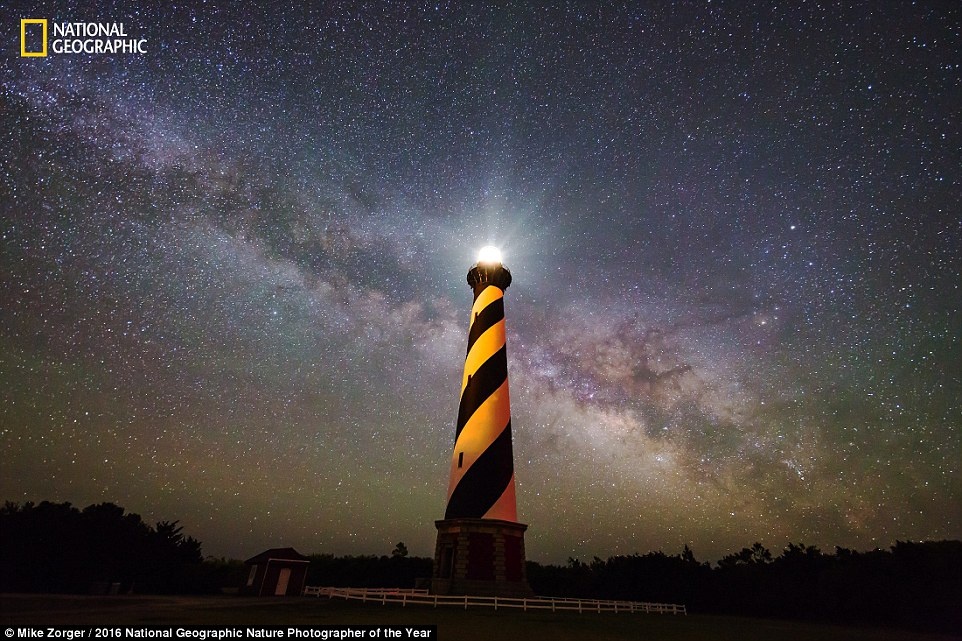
[445,275,518,522]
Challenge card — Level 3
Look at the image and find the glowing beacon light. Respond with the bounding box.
[477,245,503,265]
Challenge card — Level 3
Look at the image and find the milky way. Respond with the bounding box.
[2,2,959,563]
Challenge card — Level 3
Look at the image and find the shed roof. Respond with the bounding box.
[244,547,310,564]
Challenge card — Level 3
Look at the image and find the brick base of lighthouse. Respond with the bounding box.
[431,518,534,597]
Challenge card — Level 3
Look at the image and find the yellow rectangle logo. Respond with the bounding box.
[21,18,48,57]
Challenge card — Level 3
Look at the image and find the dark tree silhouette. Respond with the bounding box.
[718,542,773,568]
[526,541,962,633]
[306,553,431,588]
[0,501,204,594]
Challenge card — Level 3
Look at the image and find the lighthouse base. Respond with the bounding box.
[431,518,534,597]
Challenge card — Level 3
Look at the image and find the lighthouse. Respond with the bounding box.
[432,246,533,597]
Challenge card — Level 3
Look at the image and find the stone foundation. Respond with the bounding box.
[432,518,534,597]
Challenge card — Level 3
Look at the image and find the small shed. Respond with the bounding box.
[242,547,310,596]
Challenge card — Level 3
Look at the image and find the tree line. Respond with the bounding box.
[526,541,962,633]
[0,501,205,594]
[3,501,959,632]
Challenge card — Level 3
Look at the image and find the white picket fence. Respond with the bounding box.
[303,586,686,615]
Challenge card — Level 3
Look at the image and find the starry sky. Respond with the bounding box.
[2,2,960,564]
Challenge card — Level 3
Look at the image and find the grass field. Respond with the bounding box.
[2,594,959,641]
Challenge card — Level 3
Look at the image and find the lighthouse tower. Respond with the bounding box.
[432,246,533,597]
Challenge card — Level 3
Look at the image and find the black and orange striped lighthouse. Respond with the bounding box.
[432,246,533,597]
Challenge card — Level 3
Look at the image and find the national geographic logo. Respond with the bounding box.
[20,19,46,56]
[20,18,147,56]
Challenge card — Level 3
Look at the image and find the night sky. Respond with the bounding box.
[2,2,960,564]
